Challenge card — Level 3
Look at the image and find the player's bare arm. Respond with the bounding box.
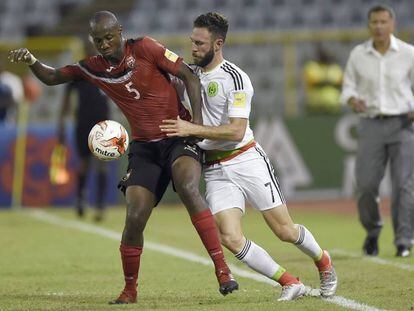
[175,62,203,125]
[160,116,247,142]
[8,48,73,86]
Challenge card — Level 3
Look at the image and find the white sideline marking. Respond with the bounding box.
[331,249,414,272]
[26,210,386,311]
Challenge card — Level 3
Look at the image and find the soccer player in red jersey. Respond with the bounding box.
[9,11,238,304]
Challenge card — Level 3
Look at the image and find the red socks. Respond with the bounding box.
[119,210,226,294]
[315,251,331,271]
[120,244,143,293]
[191,209,227,272]
[278,272,300,286]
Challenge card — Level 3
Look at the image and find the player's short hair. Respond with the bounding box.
[193,12,229,42]
[367,4,395,20]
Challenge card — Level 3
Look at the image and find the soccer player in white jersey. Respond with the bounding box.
[160,12,337,300]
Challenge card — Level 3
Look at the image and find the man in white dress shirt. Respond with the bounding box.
[341,5,414,257]
[161,12,338,300]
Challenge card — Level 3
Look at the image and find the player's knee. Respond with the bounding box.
[220,232,244,253]
[125,204,150,232]
[176,180,200,198]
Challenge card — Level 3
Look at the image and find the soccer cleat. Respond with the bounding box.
[396,245,411,258]
[108,290,137,304]
[216,268,239,295]
[363,236,378,256]
[277,282,308,301]
[318,251,337,298]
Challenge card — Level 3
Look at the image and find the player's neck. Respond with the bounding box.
[202,53,223,73]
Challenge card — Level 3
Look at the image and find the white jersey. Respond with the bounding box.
[184,60,255,151]
[172,61,285,213]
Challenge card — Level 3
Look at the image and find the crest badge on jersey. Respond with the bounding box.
[126,56,136,69]
[207,81,219,97]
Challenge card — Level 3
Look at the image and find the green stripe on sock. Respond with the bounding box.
[271,266,286,281]
[313,250,323,262]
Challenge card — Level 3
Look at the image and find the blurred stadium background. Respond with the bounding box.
[0,0,413,209]
[1,1,414,310]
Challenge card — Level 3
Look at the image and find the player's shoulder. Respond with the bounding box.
[129,36,167,61]
[80,54,105,68]
[127,36,149,46]
[220,60,250,80]
[219,60,252,91]
[130,36,161,51]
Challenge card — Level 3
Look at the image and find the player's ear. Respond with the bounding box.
[119,25,123,34]
[214,38,224,52]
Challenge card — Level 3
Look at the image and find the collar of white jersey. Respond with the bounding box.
[365,34,399,54]
[201,60,226,74]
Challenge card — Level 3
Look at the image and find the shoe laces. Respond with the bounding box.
[279,285,293,299]
[279,283,303,300]
[319,267,335,286]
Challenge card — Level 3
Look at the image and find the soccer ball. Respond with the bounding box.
[88,120,129,161]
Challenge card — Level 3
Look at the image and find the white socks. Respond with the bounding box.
[235,239,285,280]
[294,224,323,260]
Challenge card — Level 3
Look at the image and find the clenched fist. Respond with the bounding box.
[8,48,37,65]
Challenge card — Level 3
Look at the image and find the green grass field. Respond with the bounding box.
[0,203,413,310]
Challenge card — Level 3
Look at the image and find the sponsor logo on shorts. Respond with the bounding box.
[184,144,198,155]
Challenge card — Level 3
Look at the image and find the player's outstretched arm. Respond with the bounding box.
[8,48,73,86]
[161,116,247,142]
[175,62,203,125]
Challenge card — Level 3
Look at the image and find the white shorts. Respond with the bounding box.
[203,143,285,215]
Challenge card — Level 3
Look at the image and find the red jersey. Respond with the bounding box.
[60,36,190,141]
